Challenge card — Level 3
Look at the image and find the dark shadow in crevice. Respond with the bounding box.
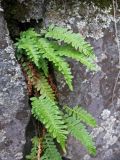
[1,0,43,40]
[22,116,36,160]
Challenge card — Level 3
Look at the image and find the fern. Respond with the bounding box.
[39,58,49,77]
[65,115,96,156]
[31,96,68,150]
[41,134,62,160]
[26,137,39,160]
[64,106,96,127]
[15,24,98,158]
[22,62,55,101]
[52,44,96,71]
[16,31,73,90]
[45,25,93,56]
[34,74,56,101]
[16,30,41,68]
[36,38,73,90]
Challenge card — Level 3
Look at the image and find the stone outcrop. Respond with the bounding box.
[0,0,120,159]
[0,4,30,160]
[45,1,120,160]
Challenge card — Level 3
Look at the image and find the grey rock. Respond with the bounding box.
[45,1,120,160]
[0,6,30,160]
[21,0,45,22]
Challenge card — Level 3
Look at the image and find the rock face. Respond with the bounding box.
[45,1,120,160]
[0,5,30,160]
[0,0,120,159]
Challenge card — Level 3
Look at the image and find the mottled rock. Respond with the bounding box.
[45,1,120,160]
[2,0,45,39]
[2,0,45,22]
[0,6,30,160]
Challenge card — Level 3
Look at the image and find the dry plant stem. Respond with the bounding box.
[112,0,120,105]
[37,138,42,160]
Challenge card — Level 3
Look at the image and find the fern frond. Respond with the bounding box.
[45,25,93,56]
[37,38,73,90]
[65,116,96,156]
[52,44,97,71]
[23,63,55,101]
[16,30,41,68]
[26,137,39,160]
[39,58,49,77]
[31,96,68,150]
[34,74,56,101]
[64,106,96,127]
[17,31,73,90]
[41,134,62,160]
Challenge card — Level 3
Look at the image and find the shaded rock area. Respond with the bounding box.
[44,1,120,160]
[2,0,45,39]
[0,3,30,160]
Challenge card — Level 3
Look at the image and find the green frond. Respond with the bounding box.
[65,116,96,156]
[52,44,97,71]
[26,136,39,160]
[15,25,98,158]
[39,58,49,77]
[45,25,93,56]
[37,38,73,90]
[34,74,56,101]
[15,30,41,68]
[31,96,68,150]
[64,106,96,127]
[22,62,55,101]
[41,134,62,160]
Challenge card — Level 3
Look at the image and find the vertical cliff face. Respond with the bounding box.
[0,6,30,160]
[44,1,120,160]
[0,0,120,159]
[0,1,45,159]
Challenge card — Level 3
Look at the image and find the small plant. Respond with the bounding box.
[15,25,98,159]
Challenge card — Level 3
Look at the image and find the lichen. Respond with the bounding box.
[91,109,120,149]
[45,0,120,40]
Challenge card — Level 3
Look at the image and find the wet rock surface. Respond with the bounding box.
[0,5,30,160]
[45,1,120,160]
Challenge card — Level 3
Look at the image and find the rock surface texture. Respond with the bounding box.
[0,0,120,160]
[45,1,120,160]
[0,3,30,160]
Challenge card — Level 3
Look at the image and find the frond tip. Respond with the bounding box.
[65,116,96,156]
[64,106,97,127]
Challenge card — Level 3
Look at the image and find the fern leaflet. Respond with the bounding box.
[26,137,39,160]
[45,25,93,56]
[65,115,96,156]
[41,134,62,160]
[22,62,56,101]
[35,74,56,101]
[16,29,41,68]
[39,58,49,77]
[64,106,96,127]
[37,38,73,90]
[52,44,96,71]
